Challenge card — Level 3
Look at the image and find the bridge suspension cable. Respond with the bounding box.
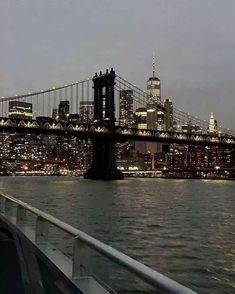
[0,78,93,120]
[0,78,92,102]
[0,72,234,135]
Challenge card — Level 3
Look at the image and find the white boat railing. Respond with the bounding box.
[0,193,196,294]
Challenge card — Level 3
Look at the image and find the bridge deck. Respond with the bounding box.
[0,117,234,147]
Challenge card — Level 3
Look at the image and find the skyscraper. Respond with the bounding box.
[146,55,165,130]
[119,90,134,127]
[134,107,147,154]
[58,101,69,121]
[79,101,94,123]
[146,55,161,101]
[134,107,147,129]
[146,55,163,154]
[164,98,174,130]
[208,112,218,133]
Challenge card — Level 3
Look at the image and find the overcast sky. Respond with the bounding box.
[0,0,234,128]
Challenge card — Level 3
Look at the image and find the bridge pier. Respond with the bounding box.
[84,68,123,180]
[84,140,123,180]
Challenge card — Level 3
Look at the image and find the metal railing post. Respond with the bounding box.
[72,237,87,278]
[36,216,49,244]
[16,205,26,224]
[5,198,12,217]
[0,195,5,213]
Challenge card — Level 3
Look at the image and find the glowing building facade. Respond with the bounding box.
[9,101,32,119]
[119,90,134,127]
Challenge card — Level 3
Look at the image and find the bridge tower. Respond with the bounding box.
[84,69,123,180]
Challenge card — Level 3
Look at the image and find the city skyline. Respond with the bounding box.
[0,2,234,293]
[0,0,235,129]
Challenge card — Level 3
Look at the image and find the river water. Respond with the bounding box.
[0,177,234,293]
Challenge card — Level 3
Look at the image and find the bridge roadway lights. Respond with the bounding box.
[84,140,124,180]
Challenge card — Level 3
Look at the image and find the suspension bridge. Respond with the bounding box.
[0,68,234,179]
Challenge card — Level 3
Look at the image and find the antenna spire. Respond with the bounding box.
[152,53,156,77]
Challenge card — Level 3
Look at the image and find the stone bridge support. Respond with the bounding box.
[84,69,123,180]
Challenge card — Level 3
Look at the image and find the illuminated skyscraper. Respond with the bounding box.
[134,107,147,129]
[79,101,94,123]
[146,55,161,101]
[119,90,134,127]
[208,112,218,133]
[164,98,174,130]
[146,55,165,130]
[134,107,147,154]
[146,55,164,155]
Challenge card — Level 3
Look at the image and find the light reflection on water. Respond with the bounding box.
[0,176,234,293]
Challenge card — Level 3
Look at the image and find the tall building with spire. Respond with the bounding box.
[208,112,218,133]
[146,54,164,156]
[146,55,161,102]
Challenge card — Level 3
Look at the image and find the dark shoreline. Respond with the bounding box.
[0,174,234,181]
[124,175,235,181]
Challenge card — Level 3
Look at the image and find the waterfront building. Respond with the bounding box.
[232,149,235,167]
[166,146,187,169]
[9,101,32,119]
[119,90,134,127]
[223,148,234,167]
[205,146,233,168]
[79,101,94,123]
[58,101,69,121]
[165,144,234,170]
[0,133,11,158]
[0,133,11,173]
